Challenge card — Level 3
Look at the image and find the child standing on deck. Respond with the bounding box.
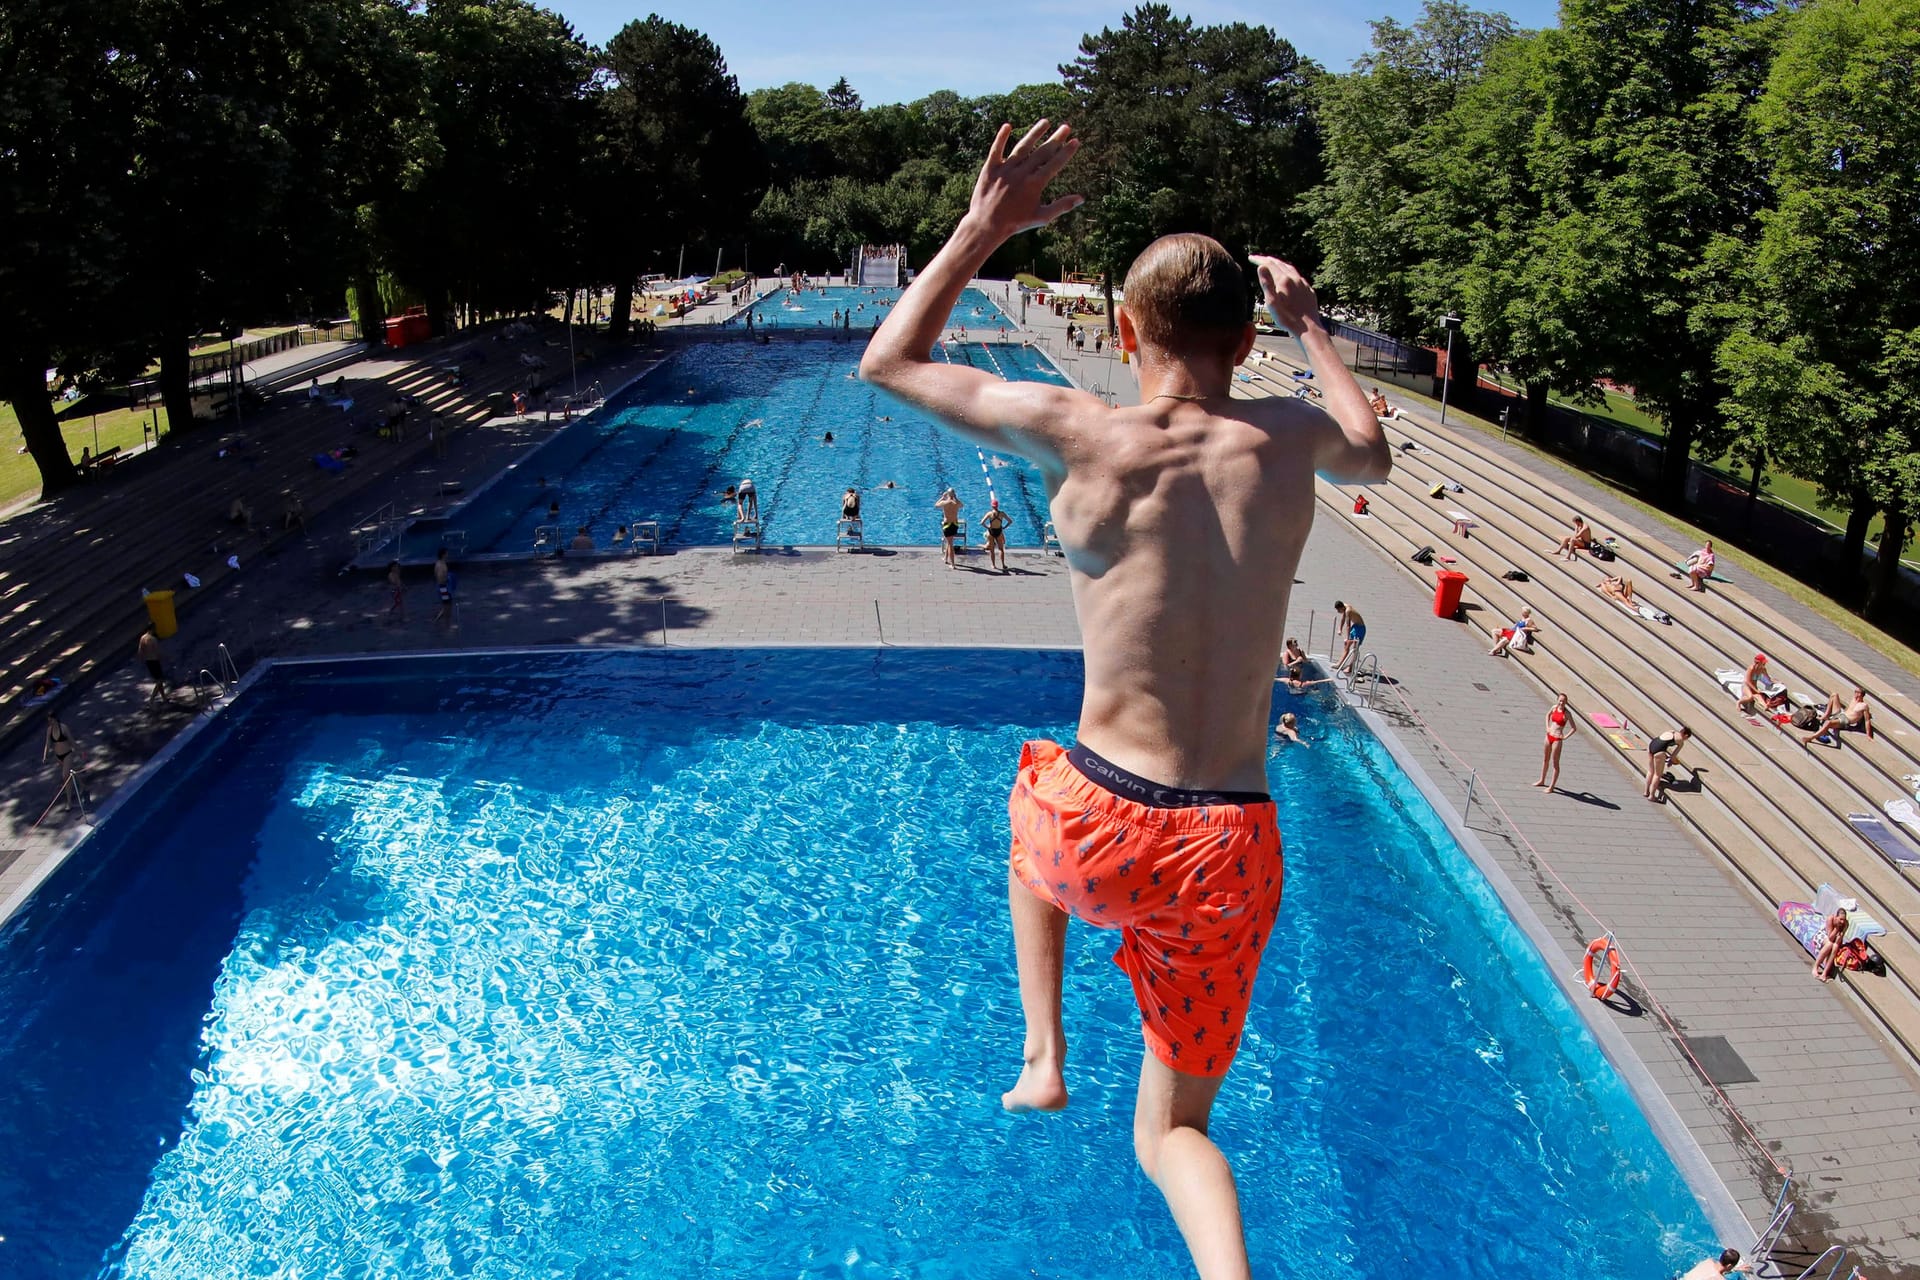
[862,119,1390,1279]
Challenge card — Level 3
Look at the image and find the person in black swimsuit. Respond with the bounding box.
[1645,726,1691,801]
[43,710,85,809]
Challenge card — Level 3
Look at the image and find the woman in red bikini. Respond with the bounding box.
[1536,692,1577,791]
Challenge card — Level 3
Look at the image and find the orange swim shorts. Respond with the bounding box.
[1007,739,1285,1077]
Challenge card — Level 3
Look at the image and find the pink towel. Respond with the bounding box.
[1589,712,1624,729]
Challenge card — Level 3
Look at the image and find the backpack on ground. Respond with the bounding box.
[1502,569,1531,582]
[1590,543,1617,562]
[1410,545,1437,565]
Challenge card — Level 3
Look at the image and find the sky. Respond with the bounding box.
[554,0,1564,104]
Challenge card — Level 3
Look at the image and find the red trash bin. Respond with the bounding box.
[1433,569,1469,618]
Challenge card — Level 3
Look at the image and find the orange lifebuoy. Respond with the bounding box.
[1583,937,1623,1000]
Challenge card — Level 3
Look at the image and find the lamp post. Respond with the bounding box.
[1439,313,1463,425]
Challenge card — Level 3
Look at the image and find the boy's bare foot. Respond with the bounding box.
[1001,1059,1070,1112]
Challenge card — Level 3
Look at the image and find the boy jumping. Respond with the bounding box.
[861,120,1390,1279]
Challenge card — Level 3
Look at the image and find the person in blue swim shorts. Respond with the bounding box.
[1333,599,1366,672]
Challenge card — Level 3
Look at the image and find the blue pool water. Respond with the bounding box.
[429,337,1069,552]
[736,285,1015,331]
[0,650,1715,1280]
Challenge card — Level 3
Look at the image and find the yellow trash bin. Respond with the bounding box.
[144,589,178,639]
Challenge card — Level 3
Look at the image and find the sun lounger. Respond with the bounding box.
[1849,813,1920,869]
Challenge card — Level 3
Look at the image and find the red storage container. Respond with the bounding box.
[1433,569,1469,618]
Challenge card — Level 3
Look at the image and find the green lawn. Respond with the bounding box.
[1479,370,1890,551]
[0,400,164,510]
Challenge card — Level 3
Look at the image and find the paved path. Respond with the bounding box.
[3,288,1916,1270]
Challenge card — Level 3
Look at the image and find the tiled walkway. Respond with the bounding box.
[3,287,1916,1272]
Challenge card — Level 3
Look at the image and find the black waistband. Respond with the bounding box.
[1067,743,1270,809]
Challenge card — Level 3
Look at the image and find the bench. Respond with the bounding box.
[77,445,123,477]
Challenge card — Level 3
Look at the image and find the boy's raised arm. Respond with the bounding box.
[1251,255,1392,485]
[860,121,1094,469]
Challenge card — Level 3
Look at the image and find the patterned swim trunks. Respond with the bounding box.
[1007,739,1285,1077]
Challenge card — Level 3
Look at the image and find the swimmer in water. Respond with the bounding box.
[823,431,835,444]
[1273,712,1305,745]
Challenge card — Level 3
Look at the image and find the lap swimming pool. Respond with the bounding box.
[419,333,1068,553]
[0,649,1718,1279]
[736,285,1017,331]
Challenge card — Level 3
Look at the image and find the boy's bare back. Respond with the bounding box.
[1043,392,1329,793]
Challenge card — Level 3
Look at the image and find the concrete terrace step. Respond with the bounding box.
[1228,371,1920,1067]
[0,323,590,755]
[1314,475,1920,1065]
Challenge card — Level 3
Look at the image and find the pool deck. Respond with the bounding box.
[3,284,1917,1271]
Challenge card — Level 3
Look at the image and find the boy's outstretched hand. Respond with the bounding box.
[1250,254,1320,334]
[969,120,1084,239]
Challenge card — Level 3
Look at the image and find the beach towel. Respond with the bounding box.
[1778,902,1874,971]
[1849,813,1920,869]
[1590,712,1625,729]
[1605,730,1645,751]
[1635,603,1672,624]
[1884,797,1920,842]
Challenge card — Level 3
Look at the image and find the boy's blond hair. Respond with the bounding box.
[1121,233,1249,356]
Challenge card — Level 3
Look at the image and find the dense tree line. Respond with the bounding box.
[0,0,763,496]
[6,0,1914,622]
[0,0,1324,502]
[1310,0,1920,616]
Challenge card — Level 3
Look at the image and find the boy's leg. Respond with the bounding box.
[1002,868,1070,1112]
[1133,1053,1251,1280]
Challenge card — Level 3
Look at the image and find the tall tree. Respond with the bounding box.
[376,0,596,333]
[1307,1,1517,336]
[1062,4,1320,318]
[597,16,764,338]
[0,0,133,495]
[1529,0,1775,505]
[1719,0,1920,615]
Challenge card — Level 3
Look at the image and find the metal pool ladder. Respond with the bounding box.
[193,643,244,714]
[1347,651,1381,708]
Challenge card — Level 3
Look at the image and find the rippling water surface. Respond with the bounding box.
[0,650,1712,1279]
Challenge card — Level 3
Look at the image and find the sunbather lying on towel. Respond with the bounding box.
[1596,574,1635,606]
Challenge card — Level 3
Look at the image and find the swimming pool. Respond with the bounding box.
[0,649,1716,1279]
[424,337,1069,553]
[737,285,1015,331]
